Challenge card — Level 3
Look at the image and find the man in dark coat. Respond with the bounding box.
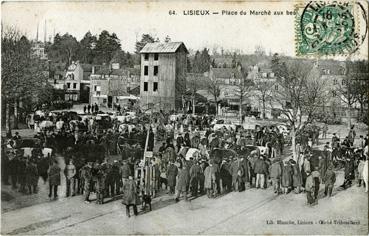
[253,155,268,189]
[25,160,39,194]
[341,157,355,189]
[48,159,61,199]
[323,165,336,197]
[219,159,232,193]
[122,176,138,217]
[166,161,178,194]
[189,161,202,197]
[81,162,93,203]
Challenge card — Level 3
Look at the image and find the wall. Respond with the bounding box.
[175,49,187,110]
[140,53,176,111]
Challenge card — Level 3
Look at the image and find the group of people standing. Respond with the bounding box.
[3,109,368,217]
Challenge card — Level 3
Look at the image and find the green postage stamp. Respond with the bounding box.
[296,1,368,56]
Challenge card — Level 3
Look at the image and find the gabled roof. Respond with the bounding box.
[140,42,188,54]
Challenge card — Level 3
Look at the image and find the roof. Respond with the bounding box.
[211,68,243,79]
[140,42,188,54]
[111,69,129,76]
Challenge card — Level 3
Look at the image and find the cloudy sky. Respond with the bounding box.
[2,1,368,58]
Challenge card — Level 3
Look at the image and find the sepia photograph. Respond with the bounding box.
[1,0,368,235]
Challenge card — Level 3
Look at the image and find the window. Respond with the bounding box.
[71,74,75,80]
[332,91,337,97]
[342,80,346,86]
[96,91,101,96]
[73,83,77,89]
[154,53,159,61]
[274,84,279,91]
[333,79,338,85]
[144,53,149,60]
[67,82,71,89]
[144,66,148,76]
[154,66,159,76]
[153,82,158,92]
[144,82,148,91]
[94,85,98,91]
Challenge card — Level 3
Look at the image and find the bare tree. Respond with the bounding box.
[342,61,369,126]
[234,65,253,122]
[187,73,206,115]
[271,56,328,160]
[253,80,274,119]
[206,76,221,115]
[2,25,48,134]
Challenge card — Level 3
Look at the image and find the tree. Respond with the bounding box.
[110,50,135,68]
[253,80,274,119]
[234,65,253,122]
[343,61,369,126]
[231,52,238,68]
[2,26,48,133]
[192,48,211,73]
[48,33,79,67]
[271,54,328,161]
[94,30,121,65]
[78,31,97,64]
[135,34,156,54]
[206,76,221,115]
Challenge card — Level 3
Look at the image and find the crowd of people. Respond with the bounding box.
[2,108,368,217]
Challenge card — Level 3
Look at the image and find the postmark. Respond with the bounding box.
[295,1,368,56]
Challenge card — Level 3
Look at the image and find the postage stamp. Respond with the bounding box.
[295,1,368,56]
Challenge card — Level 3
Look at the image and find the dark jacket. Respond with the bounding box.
[167,164,178,188]
[122,179,138,205]
[323,169,336,186]
[269,161,282,179]
[253,159,268,175]
[48,163,61,186]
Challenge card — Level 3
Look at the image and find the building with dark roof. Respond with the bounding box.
[140,42,188,111]
[89,63,140,108]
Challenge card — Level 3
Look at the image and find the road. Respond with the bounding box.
[2,169,368,235]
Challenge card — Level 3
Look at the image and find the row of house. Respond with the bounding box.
[42,40,365,119]
[48,61,140,107]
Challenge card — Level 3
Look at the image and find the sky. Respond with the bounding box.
[1,1,368,59]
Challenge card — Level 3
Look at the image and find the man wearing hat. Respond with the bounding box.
[254,155,268,189]
[323,164,336,197]
[81,162,93,203]
[189,160,202,197]
[305,170,315,206]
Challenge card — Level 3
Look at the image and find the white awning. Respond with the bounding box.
[117,95,140,100]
